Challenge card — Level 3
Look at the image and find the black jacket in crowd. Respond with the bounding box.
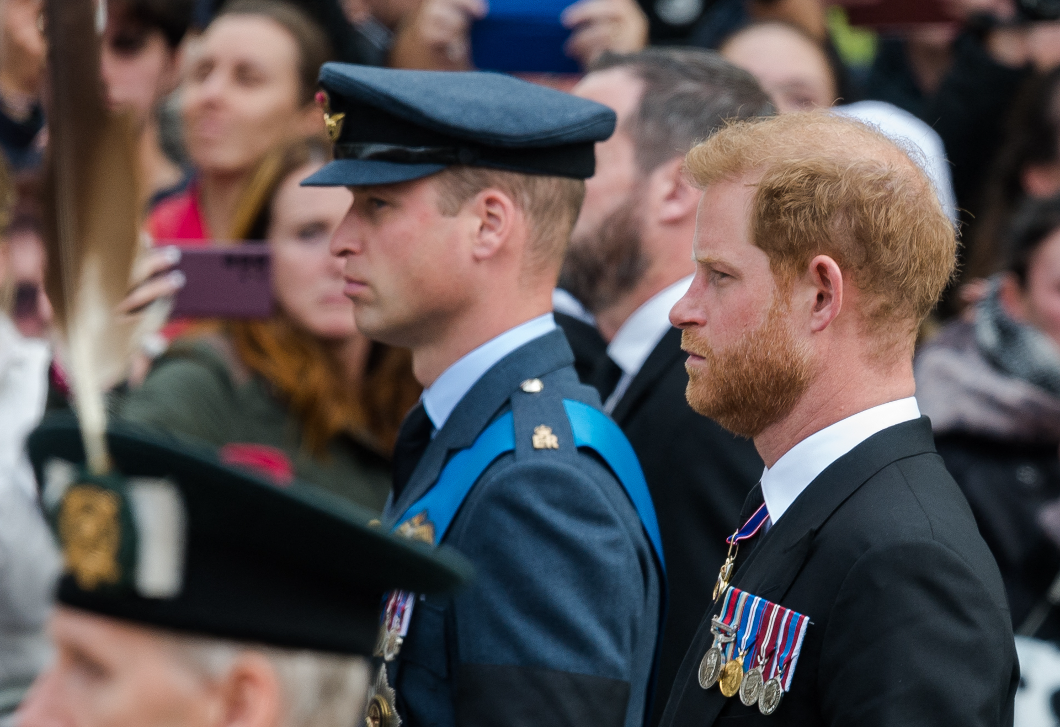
[659,418,1018,727]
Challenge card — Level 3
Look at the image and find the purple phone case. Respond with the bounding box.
[170,246,273,319]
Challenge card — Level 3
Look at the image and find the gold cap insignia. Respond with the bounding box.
[59,485,122,590]
[532,425,560,450]
[316,91,346,143]
[395,511,435,544]
[520,378,544,393]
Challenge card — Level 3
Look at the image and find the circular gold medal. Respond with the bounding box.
[366,694,397,727]
[740,666,764,706]
[758,676,784,715]
[698,645,724,689]
[718,657,744,697]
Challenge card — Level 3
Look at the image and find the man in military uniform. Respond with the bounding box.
[661,112,1018,724]
[15,417,469,727]
[559,49,770,722]
[314,65,664,727]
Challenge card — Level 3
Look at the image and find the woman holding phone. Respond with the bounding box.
[120,137,420,510]
[148,0,329,242]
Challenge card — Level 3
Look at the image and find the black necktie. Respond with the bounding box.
[590,353,624,402]
[392,403,434,500]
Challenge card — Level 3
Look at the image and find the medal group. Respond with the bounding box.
[698,587,810,716]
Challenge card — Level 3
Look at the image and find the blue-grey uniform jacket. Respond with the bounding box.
[383,329,662,727]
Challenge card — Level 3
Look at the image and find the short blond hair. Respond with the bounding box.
[685,112,957,353]
[434,166,585,276]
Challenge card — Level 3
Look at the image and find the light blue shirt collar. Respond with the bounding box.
[421,314,557,431]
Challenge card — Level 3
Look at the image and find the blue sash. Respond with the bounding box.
[392,398,666,575]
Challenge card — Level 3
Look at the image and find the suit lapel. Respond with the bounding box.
[668,418,938,726]
[610,327,683,424]
[731,417,937,603]
[386,329,575,521]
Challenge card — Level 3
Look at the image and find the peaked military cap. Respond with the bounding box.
[27,415,471,656]
[301,63,617,187]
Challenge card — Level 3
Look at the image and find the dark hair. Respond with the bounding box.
[589,47,774,173]
[969,68,1060,280]
[110,0,195,49]
[1004,195,1060,286]
[216,0,334,105]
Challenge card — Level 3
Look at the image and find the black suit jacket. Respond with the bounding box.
[660,418,1019,727]
[559,321,763,723]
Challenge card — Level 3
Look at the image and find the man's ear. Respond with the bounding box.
[211,652,284,727]
[806,254,843,333]
[469,188,517,261]
[997,272,1029,321]
[652,157,700,226]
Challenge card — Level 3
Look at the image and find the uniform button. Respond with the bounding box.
[520,378,544,393]
[1016,465,1040,487]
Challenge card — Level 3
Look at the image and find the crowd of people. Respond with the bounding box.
[2,0,1060,725]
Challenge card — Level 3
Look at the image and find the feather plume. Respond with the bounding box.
[41,0,142,474]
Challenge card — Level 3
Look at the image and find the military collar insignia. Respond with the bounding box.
[316,91,346,144]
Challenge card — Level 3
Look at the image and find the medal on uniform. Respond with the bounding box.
[719,591,766,698]
[740,602,779,706]
[698,614,735,689]
[714,504,770,600]
[365,664,401,727]
[374,590,417,662]
[757,604,810,716]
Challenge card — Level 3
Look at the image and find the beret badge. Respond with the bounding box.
[59,484,122,590]
[316,91,345,144]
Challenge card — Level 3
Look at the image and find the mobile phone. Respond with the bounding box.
[471,0,580,74]
[838,0,951,28]
[168,245,273,319]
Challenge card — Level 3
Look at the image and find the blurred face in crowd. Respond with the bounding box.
[3,222,49,337]
[182,14,316,178]
[268,162,358,341]
[721,24,837,113]
[18,609,224,727]
[101,15,181,132]
[1003,227,1060,351]
[330,177,477,350]
[563,68,648,313]
[670,178,813,438]
[0,0,45,94]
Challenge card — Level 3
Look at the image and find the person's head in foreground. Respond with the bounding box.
[310,64,616,384]
[669,112,957,461]
[16,417,469,727]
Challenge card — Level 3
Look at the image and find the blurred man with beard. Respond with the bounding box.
[557,48,771,721]
[661,112,1018,726]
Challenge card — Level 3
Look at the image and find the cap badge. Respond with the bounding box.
[395,511,435,544]
[316,91,346,143]
[59,485,122,590]
[520,378,544,393]
[532,425,559,450]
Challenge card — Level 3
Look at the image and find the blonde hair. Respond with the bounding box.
[433,166,585,277]
[685,111,957,355]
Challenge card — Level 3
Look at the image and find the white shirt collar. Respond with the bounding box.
[760,397,921,523]
[607,275,692,376]
[601,276,692,413]
[421,314,557,431]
